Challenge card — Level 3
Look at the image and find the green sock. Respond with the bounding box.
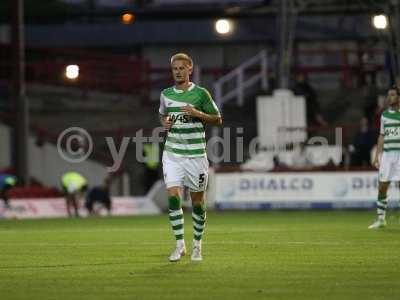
[168,196,184,241]
[192,203,206,241]
[377,194,388,221]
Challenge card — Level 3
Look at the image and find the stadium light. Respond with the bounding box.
[215,19,232,35]
[65,65,79,80]
[121,13,135,24]
[372,14,388,30]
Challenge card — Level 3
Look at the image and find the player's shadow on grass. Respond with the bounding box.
[130,260,206,279]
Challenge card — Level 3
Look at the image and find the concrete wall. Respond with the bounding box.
[28,135,108,189]
[0,122,118,192]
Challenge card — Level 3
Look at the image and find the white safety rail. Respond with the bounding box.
[213,50,268,108]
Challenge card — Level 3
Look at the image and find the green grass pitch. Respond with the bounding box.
[0,211,400,300]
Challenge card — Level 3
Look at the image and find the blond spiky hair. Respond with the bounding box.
[170,53,193,67]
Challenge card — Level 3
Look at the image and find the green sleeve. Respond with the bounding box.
[201,88,220,115]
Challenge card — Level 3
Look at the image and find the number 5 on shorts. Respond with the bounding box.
[199,173,205,187]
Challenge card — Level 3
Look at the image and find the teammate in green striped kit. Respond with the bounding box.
[159,53,222,261]
[369,86,400,229]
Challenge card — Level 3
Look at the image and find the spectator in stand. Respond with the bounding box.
[61,172,88,218]
[0,174,17,209]
[349,117,377,167]
[362,83,379,126]
[85,177,112,216]
[361,51,378,86]
[292,73,327,127]
[340,146,351,170]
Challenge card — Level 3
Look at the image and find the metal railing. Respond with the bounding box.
[210,50,268,166]
[213,50,268,109]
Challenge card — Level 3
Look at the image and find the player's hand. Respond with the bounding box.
[181,105,200,117]
[164,116,173,131]
[373,157,380,169]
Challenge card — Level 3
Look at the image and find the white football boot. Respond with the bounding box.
[191,240,202,261]
[368,219,387,229]
[169,243,186,262]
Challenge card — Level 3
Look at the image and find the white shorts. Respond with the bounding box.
[379,151,400,182]
[162,151,209,192]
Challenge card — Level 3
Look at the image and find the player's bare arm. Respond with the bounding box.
[373,134,384,169]
[180,105,222,126]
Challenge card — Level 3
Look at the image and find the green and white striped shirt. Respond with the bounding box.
[159,83,220,158]
[381,109,400,152]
